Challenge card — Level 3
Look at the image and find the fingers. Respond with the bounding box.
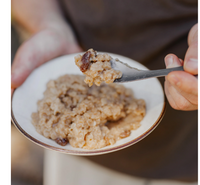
[184,23,198,75]
[164,54,198,111]
[166,71,198,110]
[11,29,82,89]
[183,44,198,75]
[167,72,198,102]
[164,54,182,68]
[164,80,177,109]
[165,79,197,111]
[188,23,198,46]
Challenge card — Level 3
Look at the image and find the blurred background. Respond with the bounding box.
[11,25,44,185]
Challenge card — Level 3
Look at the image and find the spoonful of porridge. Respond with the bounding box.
[75,49,184,85]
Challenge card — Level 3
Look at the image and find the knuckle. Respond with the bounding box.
[176,100,190,110]
[189,95,198,105]
[193,97,198,105]
[168,101,178,110]
[178,78,198,96]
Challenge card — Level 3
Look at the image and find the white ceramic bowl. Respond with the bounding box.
[11,52,165,156]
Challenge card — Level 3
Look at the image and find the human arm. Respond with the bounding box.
[11,0,82,90]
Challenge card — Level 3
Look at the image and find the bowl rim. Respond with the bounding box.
[11,100,165,156]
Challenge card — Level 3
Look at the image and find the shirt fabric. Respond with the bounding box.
[59,0,198,181]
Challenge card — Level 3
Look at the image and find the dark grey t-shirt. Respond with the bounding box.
[60,0,197,181]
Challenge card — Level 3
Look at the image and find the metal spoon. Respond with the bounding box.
[110,58,185,83]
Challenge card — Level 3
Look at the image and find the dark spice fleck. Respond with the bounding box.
[70,105,76,110]
[55,112,60,116]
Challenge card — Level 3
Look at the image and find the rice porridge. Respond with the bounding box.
[32,75,145,149]
[75,49,122,86]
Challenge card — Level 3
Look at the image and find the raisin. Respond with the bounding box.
[80,51,91,72]
[55,138,68,146]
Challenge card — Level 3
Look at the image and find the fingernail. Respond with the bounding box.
[165,56,174,68]
[185,58,198,71]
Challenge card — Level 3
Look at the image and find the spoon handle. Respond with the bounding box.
[144,66,198,79]
[114,64,197,83]
[143,66,184,78]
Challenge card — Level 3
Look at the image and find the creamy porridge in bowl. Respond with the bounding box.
[31,74,145,149]
[11,52,165,155]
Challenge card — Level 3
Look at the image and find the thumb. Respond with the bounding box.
[11,29,82,88]
[183,23,198,75]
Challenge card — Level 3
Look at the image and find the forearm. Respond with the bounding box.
[11,0,77,42]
